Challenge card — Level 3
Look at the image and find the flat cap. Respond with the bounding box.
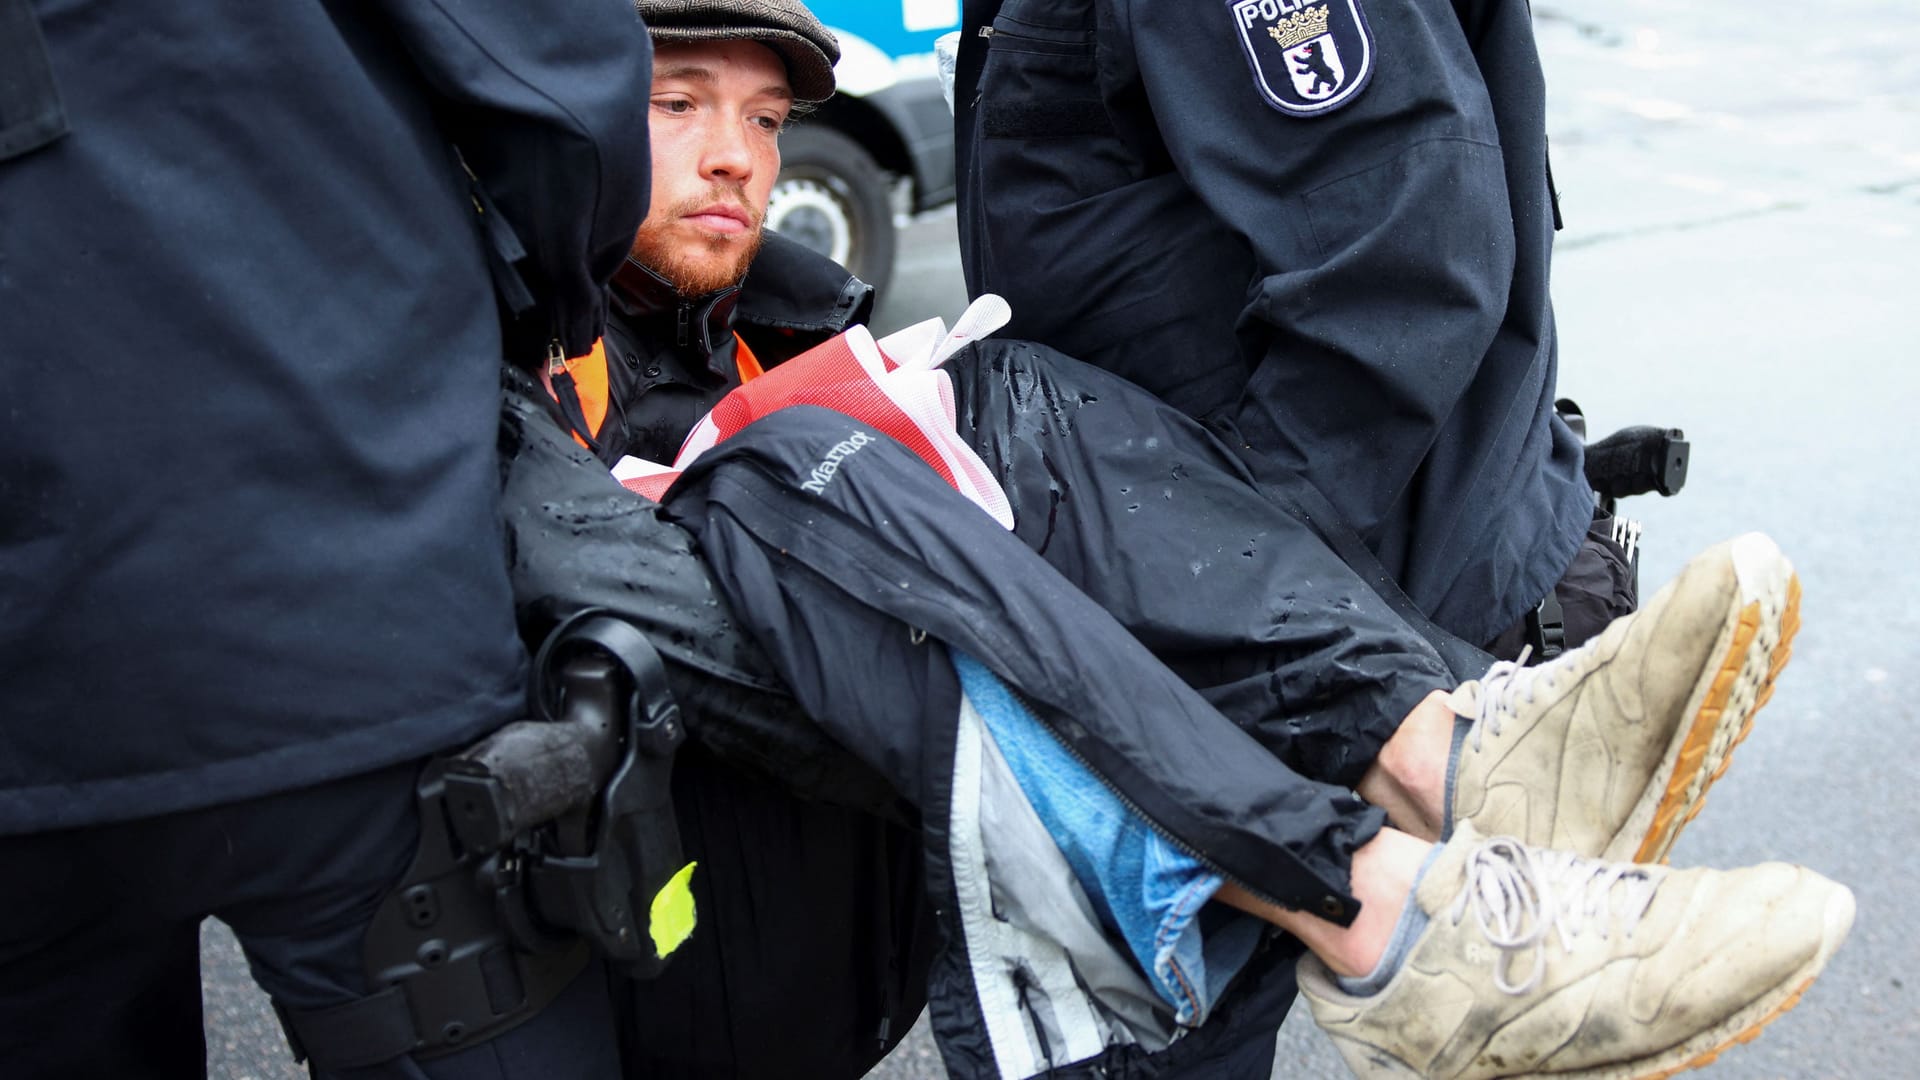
[637,0,840,102]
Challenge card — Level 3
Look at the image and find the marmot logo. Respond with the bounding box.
[800,431,875,495]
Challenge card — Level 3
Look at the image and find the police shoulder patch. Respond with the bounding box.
[1226,0,1375,117]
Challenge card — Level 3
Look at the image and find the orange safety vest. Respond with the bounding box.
[552,334,763,451]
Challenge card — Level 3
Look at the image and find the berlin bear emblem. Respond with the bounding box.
[1288,36,1345,100]
[1227,0,1374,117]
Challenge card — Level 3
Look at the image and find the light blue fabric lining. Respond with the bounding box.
[951,651,1260,1026]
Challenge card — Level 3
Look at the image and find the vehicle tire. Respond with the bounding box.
[769,124,897,293]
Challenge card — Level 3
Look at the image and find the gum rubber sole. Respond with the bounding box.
[1318,967,1832,1080]
[1639,973,1818,1080]
[1610,880,1851,1080]
[1633,559,1801,865]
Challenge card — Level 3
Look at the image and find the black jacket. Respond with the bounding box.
[0,0,652,831]
[954,0,1594,647]
[557,230,1452,788]
[659,405,1385,1079]
[504,369,1388,1079]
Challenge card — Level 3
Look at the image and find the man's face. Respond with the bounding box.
[630,39,793,297]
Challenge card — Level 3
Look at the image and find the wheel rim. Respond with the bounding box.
[766,175,856,266]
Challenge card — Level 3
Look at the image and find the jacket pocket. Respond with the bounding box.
[0,0,70,162]
[979,5,1109,140]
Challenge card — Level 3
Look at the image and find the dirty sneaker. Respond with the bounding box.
[1448,532,1800,864]
[1297,824,1854,1080]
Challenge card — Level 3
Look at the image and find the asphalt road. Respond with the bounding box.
[204,3,1919,1077]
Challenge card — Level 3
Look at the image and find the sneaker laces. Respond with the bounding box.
[1459,646,1544,753]
[1448,836,1659,995]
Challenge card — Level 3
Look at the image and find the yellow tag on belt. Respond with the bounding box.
[649,861,699,957]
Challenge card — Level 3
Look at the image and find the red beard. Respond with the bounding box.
[628,184,766,297]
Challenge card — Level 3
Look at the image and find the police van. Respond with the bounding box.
[769,0,960,293]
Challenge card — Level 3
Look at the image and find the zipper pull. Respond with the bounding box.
[456,150,485,216]
[675,304,692,347]
[545,338,568,378]
[978,25,994,37]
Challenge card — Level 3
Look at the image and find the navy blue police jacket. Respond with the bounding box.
[0,0,652,832]
[954,0,1595,647]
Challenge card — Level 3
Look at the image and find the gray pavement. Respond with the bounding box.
[205,2,1919,1077]
[1516,4,1920,1077]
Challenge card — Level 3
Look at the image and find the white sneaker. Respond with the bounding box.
[1450,533,1800,863]
[1297,824,1854,1079]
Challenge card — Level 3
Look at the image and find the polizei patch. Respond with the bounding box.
[1228,0,1374,117]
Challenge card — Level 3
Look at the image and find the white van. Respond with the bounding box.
[769,0,961,293]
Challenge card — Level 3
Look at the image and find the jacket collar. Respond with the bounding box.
[607,231,877,378]
[609,257,743,379]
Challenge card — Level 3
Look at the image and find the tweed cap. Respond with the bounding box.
[637,0,840,102]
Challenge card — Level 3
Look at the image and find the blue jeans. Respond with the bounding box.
[953,651,1262,1027]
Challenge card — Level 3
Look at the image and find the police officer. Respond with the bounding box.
[952,0,1612,662]
[946,0,1645,1071]
[0,1,652,1076]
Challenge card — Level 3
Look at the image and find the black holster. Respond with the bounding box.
[274,612,689,1071]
